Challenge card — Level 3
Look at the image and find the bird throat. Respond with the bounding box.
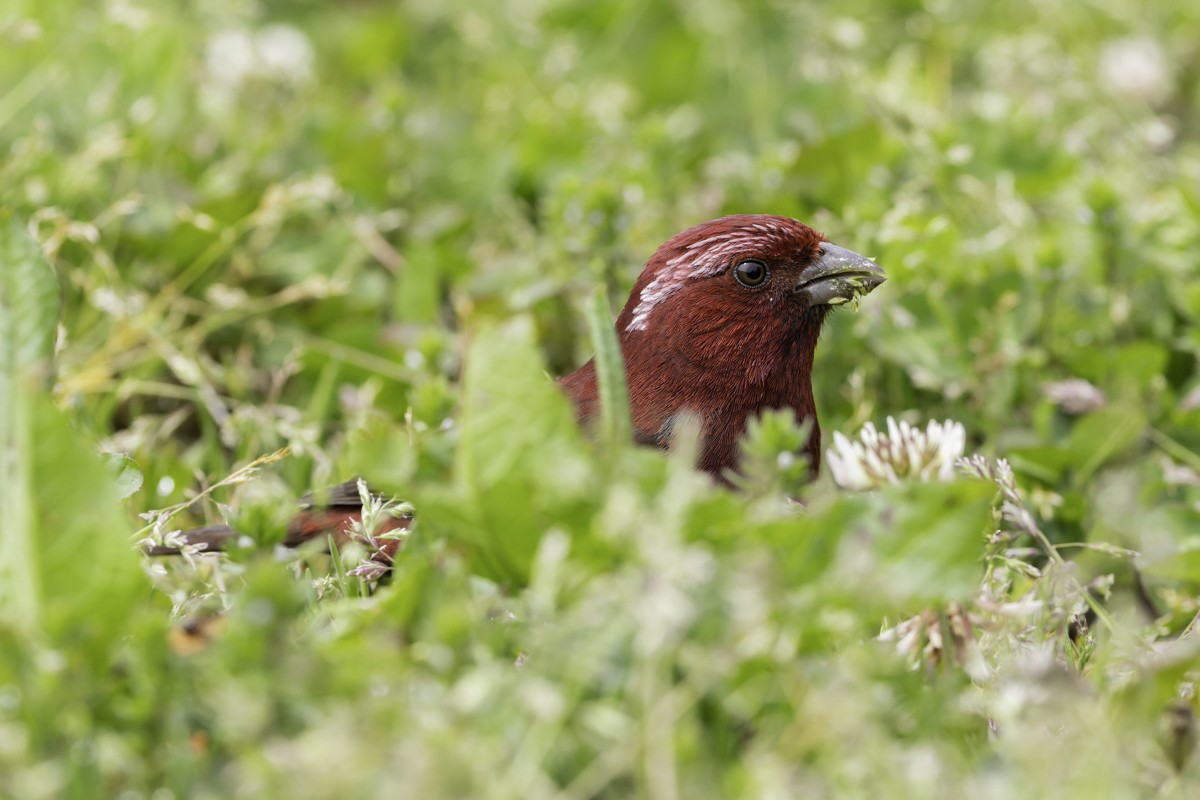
[619,319,824,480]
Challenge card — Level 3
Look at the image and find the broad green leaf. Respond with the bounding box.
[0,219,61,632]
[1007,445,1073,483]
[0,220,140,643]
[826,480,997,608]
[1068,406,1146,484]
[1137,507,1200,582]
[1109,341,1168,395]
[1057,342,1168,396]
[340,410,419,490]
[1140,547,1200,583]
[0,218,59,380]
[457,317,582,488]
[31,393,144,646]
[442,317,591,584]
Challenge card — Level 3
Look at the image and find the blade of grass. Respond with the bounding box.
[586,287,630,454]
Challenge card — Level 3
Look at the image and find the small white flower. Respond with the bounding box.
[827,416,967,490]
[205,29,258,90]
[206,283,249,310]
[105,0,151,30]
[204,24,314,93]
[1161,457,1200,488]
[255,24,315,82]
[830,18,866,50]
[1043,378,1106,414]
[1099,37,1171,104]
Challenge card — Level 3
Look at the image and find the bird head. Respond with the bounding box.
[618,214,884,353]
[563,214,886,479]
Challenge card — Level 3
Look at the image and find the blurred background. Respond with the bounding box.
[2,0,1200,796]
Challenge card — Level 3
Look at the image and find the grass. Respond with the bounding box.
[2,0,1200,796]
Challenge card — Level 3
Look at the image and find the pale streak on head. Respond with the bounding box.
[626,220,794,332]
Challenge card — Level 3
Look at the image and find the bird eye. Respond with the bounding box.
[733,260,769,288]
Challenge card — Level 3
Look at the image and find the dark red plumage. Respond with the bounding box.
[559,214,885,480]
[153,214,883,557]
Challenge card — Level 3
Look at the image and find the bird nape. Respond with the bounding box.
[149,214,885,557]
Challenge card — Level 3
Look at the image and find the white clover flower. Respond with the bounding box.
[106,0,151,31]
[830,18,866,51]
[204,24,314,93]
[255,24,315,82]
[1043,378,1105,414]
[1099,37,1171,104]
[827,416,966,491]
[205,29,258,90]
[1161,457,1200,488]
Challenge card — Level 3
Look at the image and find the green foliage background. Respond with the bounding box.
[1,0,1200,796]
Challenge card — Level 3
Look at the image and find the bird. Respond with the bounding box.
[147,214,884,558]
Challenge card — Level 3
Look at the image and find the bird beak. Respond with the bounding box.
[794,242,886,308]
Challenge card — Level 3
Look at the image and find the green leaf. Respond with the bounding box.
[106,453,145,500]
[0,219,140,643]
[827,480,997,608]
[1140,548,1200,583]
[30,394,144,645]
[1007,445,1073,483]
[443,317,590,584]
[457,317,581,488]
[1137,507,1200,582]
[1067,406,1146,484]
[0,217,59,381]
[0,218,61,632]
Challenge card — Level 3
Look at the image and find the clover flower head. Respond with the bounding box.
[1099,37,1171,104]
[827,416,966,491]
[1042,379,1106,414]
[205,24,314,92]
